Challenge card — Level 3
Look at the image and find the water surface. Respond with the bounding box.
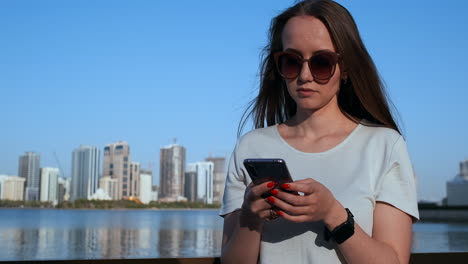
[0,208,467,261]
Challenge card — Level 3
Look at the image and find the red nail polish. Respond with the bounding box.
[270,189,278,195]
[276,211,284,217]
[267,197,275,203]
[281,183,290,189]
[267,182,275,188]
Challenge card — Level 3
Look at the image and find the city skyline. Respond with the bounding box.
[1,0,468,202]
[1,141,225,205]
[2,141,226,187]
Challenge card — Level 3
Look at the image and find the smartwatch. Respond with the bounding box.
[324,208,355,244]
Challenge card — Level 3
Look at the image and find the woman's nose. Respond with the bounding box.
[298,61,314,83]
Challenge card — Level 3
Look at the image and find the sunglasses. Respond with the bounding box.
[273,50,341,84]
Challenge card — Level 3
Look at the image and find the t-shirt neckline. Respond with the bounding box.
[272,121,362,156]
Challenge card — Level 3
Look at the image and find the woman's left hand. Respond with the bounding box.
[268,178,344,225]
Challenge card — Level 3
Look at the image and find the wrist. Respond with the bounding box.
[239,208,264,230]
[324,200,347,230]
[324,206,355,245]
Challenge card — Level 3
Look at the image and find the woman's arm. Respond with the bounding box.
[271,179,414,264]
[221,182,275,264]
[221,210,263,264]
[326,201,413,264]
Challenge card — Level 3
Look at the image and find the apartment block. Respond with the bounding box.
[159,144,186,201]
[40,167,59,205]
[18,152,41,201]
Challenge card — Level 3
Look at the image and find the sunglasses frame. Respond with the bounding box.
[273,50,342,84]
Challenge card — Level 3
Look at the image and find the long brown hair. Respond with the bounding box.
[239,0,401,136]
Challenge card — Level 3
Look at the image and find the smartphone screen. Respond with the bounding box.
[243,158,295,190]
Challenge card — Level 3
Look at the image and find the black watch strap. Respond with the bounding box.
[324,208,355,244]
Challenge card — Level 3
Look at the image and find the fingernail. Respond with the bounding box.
[276,211,284,217]
[267,182,275,188]
[281,183,290,189]
[267,197,275,203]
[270,189,278,195]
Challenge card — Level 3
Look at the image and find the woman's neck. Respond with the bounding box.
[284,102,357,138]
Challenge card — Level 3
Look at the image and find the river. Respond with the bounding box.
[0,208,467,261]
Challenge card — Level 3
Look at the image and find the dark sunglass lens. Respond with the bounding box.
[310,53,335,80]
[279,54,301,79]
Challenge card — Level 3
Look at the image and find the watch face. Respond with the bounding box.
[334,226,355,244]
[333,208,355,244]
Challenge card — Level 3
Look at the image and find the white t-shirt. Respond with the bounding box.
[220,121,419,264]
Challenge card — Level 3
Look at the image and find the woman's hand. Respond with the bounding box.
[240,181,277,228]
[269,178,347,228]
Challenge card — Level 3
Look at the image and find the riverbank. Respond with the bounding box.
[0,199,221,210]
[418,205,468,222]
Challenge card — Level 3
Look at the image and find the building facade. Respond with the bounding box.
[18,152,41,201]
[99,176,119,200]
[128,162,140,199]
[0,175,7,199]
[139,170,152,204]
[187,161,214,204]
[151,185,158,202]
[40,167,59,205]
[184,169,197,202]
[58,177,70,203]
[71,145,100,201]
[159,144,186,201]
[205,156,226,203]
[0,176,25,201]
[103,141,130,200]
[447,160,468,206]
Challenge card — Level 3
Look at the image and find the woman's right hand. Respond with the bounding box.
[240,181,276,228]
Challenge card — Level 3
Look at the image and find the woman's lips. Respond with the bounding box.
[296,88,318,96]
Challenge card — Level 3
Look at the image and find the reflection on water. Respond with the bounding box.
[412,222,468,253]
[0,209,223,261]
[1,209,468,261]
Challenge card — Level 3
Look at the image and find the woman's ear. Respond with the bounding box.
[341,71,348,84]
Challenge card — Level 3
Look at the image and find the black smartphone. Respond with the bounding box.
[243,158,296,192]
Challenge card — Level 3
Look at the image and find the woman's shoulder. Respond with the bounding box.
[358,119,402,143]
[234,125,280,152]
[238,125,278,142]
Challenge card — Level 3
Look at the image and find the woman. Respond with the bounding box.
[220,0,419,263]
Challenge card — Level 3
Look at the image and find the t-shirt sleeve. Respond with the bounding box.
[375,136,420,221]
[219,142,247,217]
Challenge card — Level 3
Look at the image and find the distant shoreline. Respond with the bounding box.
[0,207,221,211]
[0,199,222,210]
[418,205,468,222]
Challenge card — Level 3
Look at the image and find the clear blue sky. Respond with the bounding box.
[1,0,467,202]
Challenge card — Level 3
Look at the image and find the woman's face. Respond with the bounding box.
[281,15,342,112]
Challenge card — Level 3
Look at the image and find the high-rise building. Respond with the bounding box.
[58,177,71,203]
[40,167,59,205]
[184,168,197,202]
[129,162,140,198]
[460,160,468,181]
[71,145,100,201]
[205,156,226,203]
[187,161,214,204]
[103,141,130,200]
[99,176,119,200]
[139,170,152,204]
[447,159,468,206]
[159,144,186,201]
[0,175,7,198]
[151,185,158,202]
[0,175,25,201]
[18,152,41,201]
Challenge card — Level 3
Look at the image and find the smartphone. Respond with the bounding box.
[243,158,296,193]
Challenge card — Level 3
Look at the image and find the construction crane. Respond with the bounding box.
[53,152,66,178]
